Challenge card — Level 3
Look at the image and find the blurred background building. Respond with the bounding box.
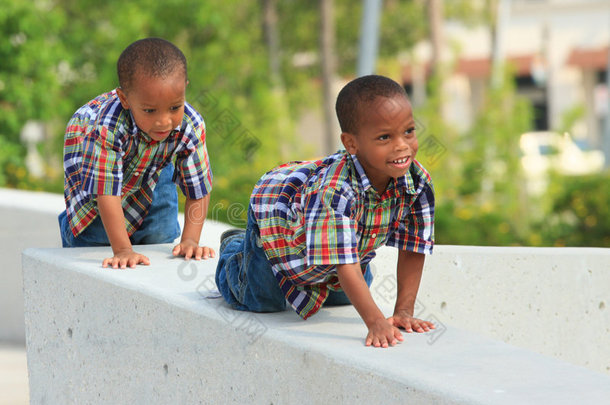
[402,0,609,148]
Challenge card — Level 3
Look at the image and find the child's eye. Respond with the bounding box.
[170,105,183,112]
[143,109,155,114]
[378,134,390,141]
[404,127,416,136]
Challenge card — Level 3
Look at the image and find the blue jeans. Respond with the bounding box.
[215,208,373,312]
[58,164,181,247]
[215,209,286,312]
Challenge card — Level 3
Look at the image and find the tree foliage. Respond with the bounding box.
[1,0,290,222]
[536,172,610,247]
[0,1,67,141]
[0,0,607,247]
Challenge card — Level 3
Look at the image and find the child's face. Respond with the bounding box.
[341,94,417,193]
[116,69,187,142]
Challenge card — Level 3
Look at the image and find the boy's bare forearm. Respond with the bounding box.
[97,194,132,253]
[337,263,405,347]
[181,194,210,244]
[394,250,425,315]
[336,263,385,326]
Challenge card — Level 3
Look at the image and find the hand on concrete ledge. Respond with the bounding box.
[172,238,216,260]
[388,310,436,334]
[365,317,405,348]
[102,248,150,269]
[337,262,405,348]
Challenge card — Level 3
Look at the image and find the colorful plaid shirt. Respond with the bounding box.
[63,90,212,237]
[251,151,434,319]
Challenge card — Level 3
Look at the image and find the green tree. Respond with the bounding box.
[0,1,68,188]
[1,0,305,221]
[537,173,610,247]
[6,0,605,247]
[414,65,532,246]
[0,1,68,141]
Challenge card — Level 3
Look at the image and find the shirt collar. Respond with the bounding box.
[127,110,140,138]
[347,151,417,196]
[348,152,373,192]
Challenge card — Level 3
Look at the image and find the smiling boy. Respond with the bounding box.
[215,75,435,348]
[59,38,214,268]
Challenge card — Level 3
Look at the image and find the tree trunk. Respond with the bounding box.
[262,0,281,86]
[428,0,443,77]
[320,0,337,155]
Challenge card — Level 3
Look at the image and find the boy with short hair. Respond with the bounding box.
[215,75,435,348]
[59,38,214,269]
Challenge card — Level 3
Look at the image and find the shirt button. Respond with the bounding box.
[134,171,140,177]
[371,233,377,238]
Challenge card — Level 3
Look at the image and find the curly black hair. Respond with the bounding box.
[335,75,409,134]
[117,37,187,91]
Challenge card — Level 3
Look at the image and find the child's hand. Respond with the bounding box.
[172,238,216,260]
[102,249,150,269]
[365,317,405,348]
[388,309,436,333]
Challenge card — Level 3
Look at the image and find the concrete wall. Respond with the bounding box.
[373,245,610,375]
[7,188,610,402]
[22,245,610,405]
[0,187,180,344]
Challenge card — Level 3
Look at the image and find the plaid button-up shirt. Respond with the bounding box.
[251,151,434,319]
[63,90,212,237]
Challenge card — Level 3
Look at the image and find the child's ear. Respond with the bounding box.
[116,87,130,110]
[341,132,358,154]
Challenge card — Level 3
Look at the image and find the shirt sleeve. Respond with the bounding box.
[386,182,435,254]
[174,119,213,199]
[80,124,123,196]
[303,185,359,266]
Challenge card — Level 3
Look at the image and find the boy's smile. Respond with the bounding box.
[341,94,417,193]
[116,70,187,142]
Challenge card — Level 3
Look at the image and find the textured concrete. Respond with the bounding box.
[8,188,610,402]
[374,245,610,375]
[23,245,610,405]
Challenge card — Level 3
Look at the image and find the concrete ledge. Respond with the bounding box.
[23,245,610,404]
[383,245,610,375]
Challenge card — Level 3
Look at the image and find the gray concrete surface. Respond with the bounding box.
[6,188,610,403]
[23,245,610,404]
[400,245,610,375]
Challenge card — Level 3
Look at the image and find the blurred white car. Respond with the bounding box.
[519,131,605,194]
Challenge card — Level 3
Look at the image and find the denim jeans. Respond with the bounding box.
[58,164,181,247]
[215,207,374,312]
[215,208,286,312]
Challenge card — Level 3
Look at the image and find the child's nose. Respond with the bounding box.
[157,113,172,128]
[395,136,411,151]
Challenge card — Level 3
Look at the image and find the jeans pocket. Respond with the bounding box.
[225,250,246,303]
[236,250,251,303]
[63,226,74,247]
[58,212,74,247]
